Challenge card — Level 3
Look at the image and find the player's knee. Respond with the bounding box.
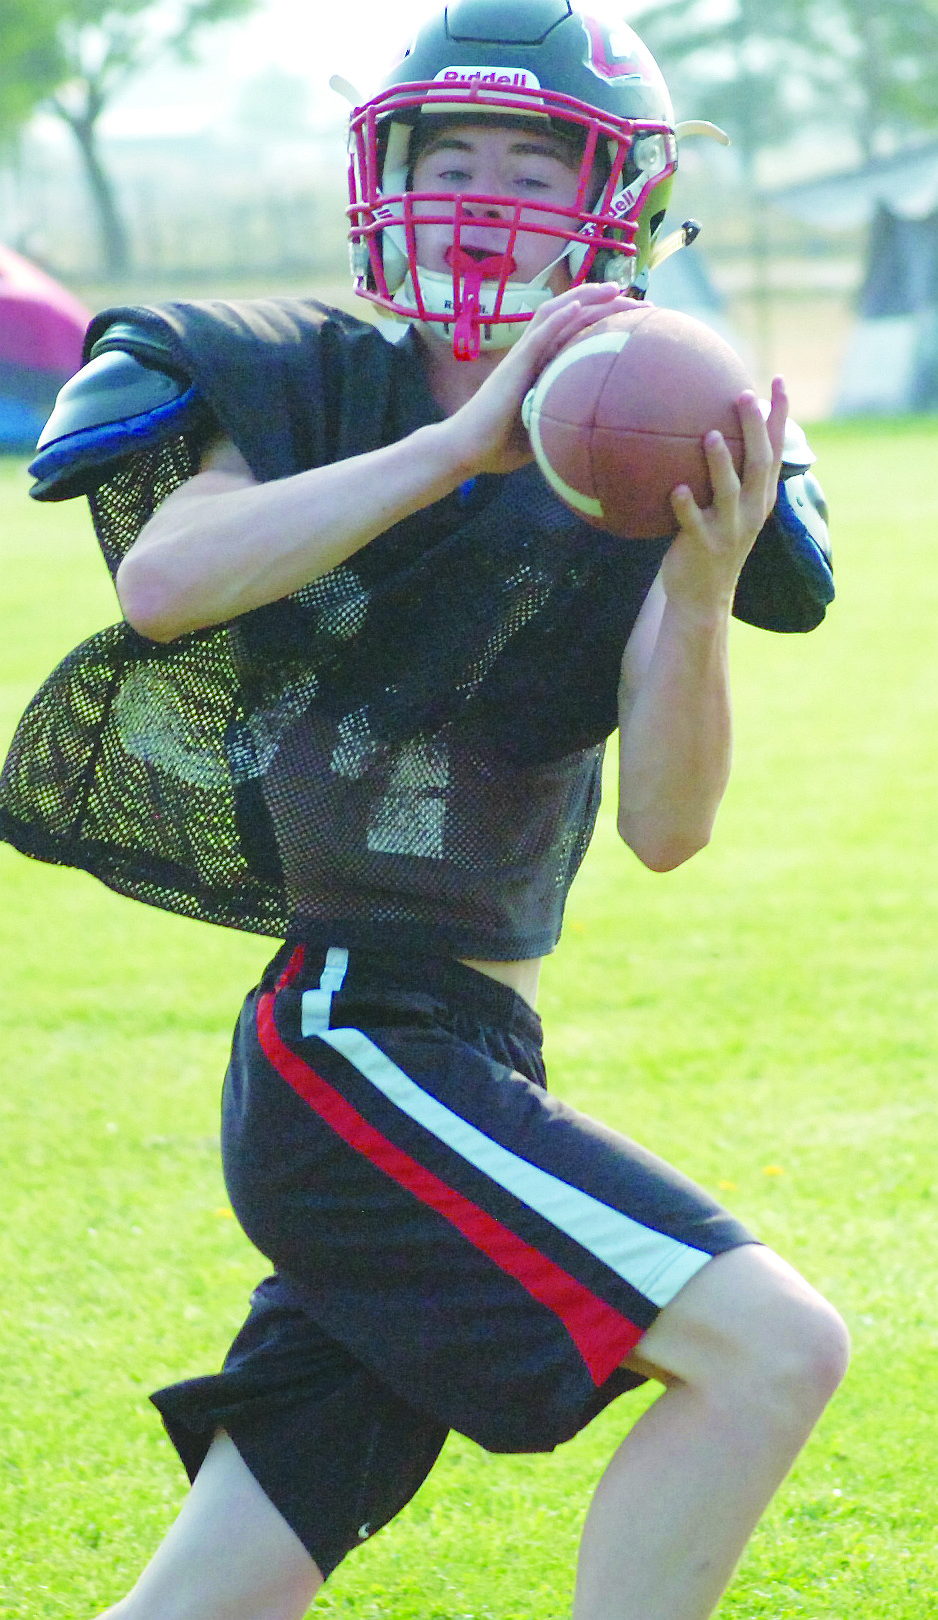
[632,1245,850,1420]
[754,1270,850,1417]
[716,1249,849,1424]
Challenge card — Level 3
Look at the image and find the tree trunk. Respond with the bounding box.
[57,103,132,276]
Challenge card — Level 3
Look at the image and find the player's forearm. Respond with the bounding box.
[116,421,473,641]
[616,599,734,871]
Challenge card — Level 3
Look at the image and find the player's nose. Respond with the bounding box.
[460,166,511,215]
[462,197,510,218]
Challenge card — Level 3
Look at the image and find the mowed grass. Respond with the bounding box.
[1,420,936,1618]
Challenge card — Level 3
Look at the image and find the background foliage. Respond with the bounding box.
[0,0,259,270]
[632,0,938,163]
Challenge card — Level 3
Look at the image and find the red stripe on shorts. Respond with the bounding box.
[256,982,642,1386]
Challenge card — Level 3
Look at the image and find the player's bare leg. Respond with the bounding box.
[96,1431,322,1620]
[573,1244,849,1620]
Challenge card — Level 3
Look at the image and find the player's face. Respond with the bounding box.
[409,122,583,293]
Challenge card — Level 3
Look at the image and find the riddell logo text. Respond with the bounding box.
[433,66,543,90]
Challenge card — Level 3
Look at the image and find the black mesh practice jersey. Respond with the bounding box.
[0,299,673,954]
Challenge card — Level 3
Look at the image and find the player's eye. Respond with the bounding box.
[509,154,574,193]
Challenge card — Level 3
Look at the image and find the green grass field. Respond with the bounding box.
[1,421,936,1618]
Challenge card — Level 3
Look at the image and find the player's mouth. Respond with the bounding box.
[446,244,518,280]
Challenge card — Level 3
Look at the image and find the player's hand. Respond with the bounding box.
[661,377,787,618]
[438,283,640,477]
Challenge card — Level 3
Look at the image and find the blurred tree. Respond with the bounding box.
[6,0,259,274]
[798,0,938,160]
[632,0,938,166]
[0,0,66,144]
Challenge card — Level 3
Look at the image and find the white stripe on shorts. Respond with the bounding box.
[302,979,708,1308]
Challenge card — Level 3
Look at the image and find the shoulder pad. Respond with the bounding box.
[734,469,833,633]
[780,415,816,474]
[28,325,209,502]
[88,318,188,376]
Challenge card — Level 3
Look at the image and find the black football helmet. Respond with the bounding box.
[343,2,683,358]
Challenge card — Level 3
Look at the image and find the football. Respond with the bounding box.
[521,304,754,539]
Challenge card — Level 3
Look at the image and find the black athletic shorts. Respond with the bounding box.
[152,941,756,1577]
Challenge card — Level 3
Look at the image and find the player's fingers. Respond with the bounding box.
[527,280,624,328]
[513,305,587,383]
[505,300,584,388]
[525,283,637,347]
[764,375,789,466]
[558,296,632,347]
[735,392,781,518]
[515,289,633,377]
[738,388,782,485]
[702,429,740,505]
[737,391,771,459]
[669,482,703,530]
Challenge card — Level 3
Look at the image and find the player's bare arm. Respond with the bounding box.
[616,381,787,870]
[116,417,477,641]
[117,283,637,642]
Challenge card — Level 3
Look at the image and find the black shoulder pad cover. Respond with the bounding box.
[733,466,834,633]
[28,321,211,501]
